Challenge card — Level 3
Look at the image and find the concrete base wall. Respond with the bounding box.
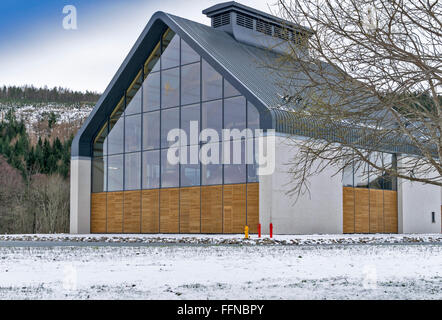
[260,136,343,235]
[70,157,91,234]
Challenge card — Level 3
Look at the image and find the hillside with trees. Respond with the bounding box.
[0,85,99,233]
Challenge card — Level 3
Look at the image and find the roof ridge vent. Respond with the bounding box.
[203,1,312,55]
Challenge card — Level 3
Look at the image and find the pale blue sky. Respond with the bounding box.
[0,0,273,92]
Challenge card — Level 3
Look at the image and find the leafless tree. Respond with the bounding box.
[265,0,441,196]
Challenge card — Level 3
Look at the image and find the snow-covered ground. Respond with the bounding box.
[0,234,441,299]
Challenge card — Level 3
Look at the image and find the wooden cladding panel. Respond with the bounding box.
[343,187,355,234]
[384,190,398,233]
[201,185,223,233]
[141,189,160,233]
[354,188,370,233]
[123,190,141,233]
[107,192,123,233]
[246,183,259,233]
[368,189,382,233]
[180,187,201,233]
[91,193,107,233]
[160,188,179,233]
[223,184,246,234]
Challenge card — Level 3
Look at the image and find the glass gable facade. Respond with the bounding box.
[92,29,261,193]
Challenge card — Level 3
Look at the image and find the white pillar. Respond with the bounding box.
[70,157,91,234]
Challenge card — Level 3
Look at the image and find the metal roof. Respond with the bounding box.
[71,11,418,157]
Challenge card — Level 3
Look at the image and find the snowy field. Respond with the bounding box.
[0,234,441,300]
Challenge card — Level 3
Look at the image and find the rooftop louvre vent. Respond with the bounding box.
[203,2,313,55]
[213,12,231,28]
[236,12,253,29]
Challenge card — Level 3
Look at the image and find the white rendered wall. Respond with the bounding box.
[259,135,343,235]
[70,157,91,234]
[398,177,441,234]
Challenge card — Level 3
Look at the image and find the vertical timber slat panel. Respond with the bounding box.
[91,193,107,233]
[384,190,398,233]
[369,189,383,233]
[141,189,159,233]
[354,188,370,233]
[224,184,246,233]
[246,183,259,233]
[342,187,355,233]
[160,188,179,233]
[201,185,223,233]
[123,190,141,233]
[107,192,123,233]
[180,187,201,233]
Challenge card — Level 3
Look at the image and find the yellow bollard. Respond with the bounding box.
[244,225,249,239]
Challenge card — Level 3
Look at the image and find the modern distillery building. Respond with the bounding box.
[70,2,441,235]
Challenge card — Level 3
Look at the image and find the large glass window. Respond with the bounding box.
[125,86,142,115]
[181,40,199,65]
[143,72,160,112]
[143,111,160,150]
[108,154,123,191]
[125,114,141,152]
[161,107,179,148]
[92,30,263,193]
[202,100,222,142]
[224,96,246,132]
[181,62,200,105]
[181,104,200,145]
[161,67,180,108]
[162,32,180,70]
[125,152,141,190]
[107,117,124,155]
[180,146,200,187]
[92,157,107,193]
[93,122,108,157]
[142,150,160,189]
[224,79,240,98]
[202,59,222,101]
[224,139,246,184]
[161,148,179,187]
[201,141,222,185]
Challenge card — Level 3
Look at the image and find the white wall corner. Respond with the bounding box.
[70,157,91,234]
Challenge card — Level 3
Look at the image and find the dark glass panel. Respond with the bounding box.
[145,41,161,74]
[125,152,141,190]
[181,104,200,145]
[93,122,108,157]
[224,96,246,131]
[92,157,107,193]
[247,101,260,131]
[181,40,200,65]
[161,107,180,148]
[143,111,160,150]
[181,62,200,105]
[202,59,222,101]
[202,100,222,142]
[201,142,222,185]
[161,67,180,109]
[354,161,369,188]
[125,77,142,115]
[107,116,124,155]
[125,114,141,152]
[143,72,160,112]
[343,163,354,187]
[224,79,240,98]
[108,154,124,191]
[142,150,160,189]
[162,32,180,70]
[161,148,179,188]
[224,139,246,184]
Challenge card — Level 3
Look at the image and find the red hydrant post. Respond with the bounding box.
[270,223,273,238]
[258,223,261,238]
